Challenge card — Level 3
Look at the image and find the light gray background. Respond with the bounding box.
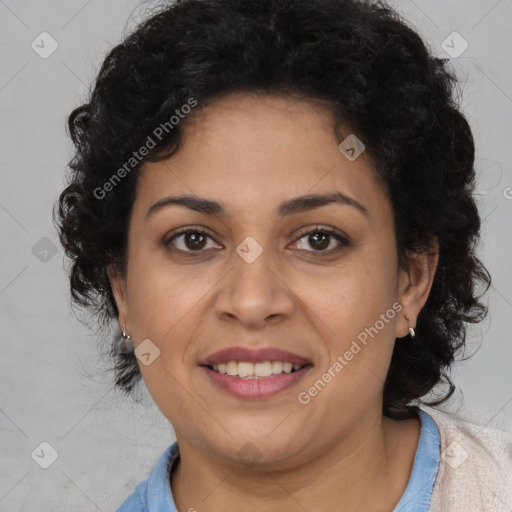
[1,0,511,510]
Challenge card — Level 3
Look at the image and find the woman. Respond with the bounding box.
[54,0,512,510]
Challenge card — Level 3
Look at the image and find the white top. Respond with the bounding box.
[424,406,512,511]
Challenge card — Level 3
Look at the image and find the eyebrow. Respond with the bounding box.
[145,192,369,221]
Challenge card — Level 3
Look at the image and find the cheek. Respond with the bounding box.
[299,243,399,386]
[124,249,223,395]
[297,273,399,416]
[306,249,397,335]
[124,253,205,413]
[125,247,208,337]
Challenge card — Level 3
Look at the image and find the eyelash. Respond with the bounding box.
[164,225,349,256]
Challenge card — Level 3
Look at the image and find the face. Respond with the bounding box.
[110,92,436,469]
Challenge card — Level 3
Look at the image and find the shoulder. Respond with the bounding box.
[422,406,512,512]
[116,442,179,512]
[116,480,148,512]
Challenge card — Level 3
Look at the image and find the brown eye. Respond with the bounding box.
[307,232,331,250]
[293,227,349,254]
[181,232,207,250]
[165,228,221,253]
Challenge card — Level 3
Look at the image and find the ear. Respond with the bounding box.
[396,238,439,338]
[107,263,129,332]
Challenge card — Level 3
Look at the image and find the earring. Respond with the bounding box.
[122,324,130,340]
[404,314,416,339]
[115,323,134,354]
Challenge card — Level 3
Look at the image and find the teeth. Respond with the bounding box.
[226,361,238,376]
[238,362,254,378]
[271,361,283,374]
[210,360,306,378]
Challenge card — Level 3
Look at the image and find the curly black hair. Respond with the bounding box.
[54,0,491,419]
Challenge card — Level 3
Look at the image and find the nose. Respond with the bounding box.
[214,246,295,329]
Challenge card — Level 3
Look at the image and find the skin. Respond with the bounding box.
[109,92,439,512]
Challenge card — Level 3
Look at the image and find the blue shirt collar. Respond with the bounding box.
[392,408,441,511]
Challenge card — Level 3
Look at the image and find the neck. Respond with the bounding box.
[171,408,420,512]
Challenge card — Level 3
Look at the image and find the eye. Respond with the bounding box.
[164,225,349,255]
[292,226,349,254]
[164,227,221,253]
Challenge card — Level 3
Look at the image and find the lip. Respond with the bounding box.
[201,364,313,399]
[200,346,312,366]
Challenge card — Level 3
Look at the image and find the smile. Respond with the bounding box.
[199,345,313,398]
[209,360,307,378]
[200,362,313,399]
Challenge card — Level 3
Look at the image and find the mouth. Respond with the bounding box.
[203,361,311,379]
[199,346,313,399]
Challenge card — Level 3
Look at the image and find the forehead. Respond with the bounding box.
[134,93,390,222]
